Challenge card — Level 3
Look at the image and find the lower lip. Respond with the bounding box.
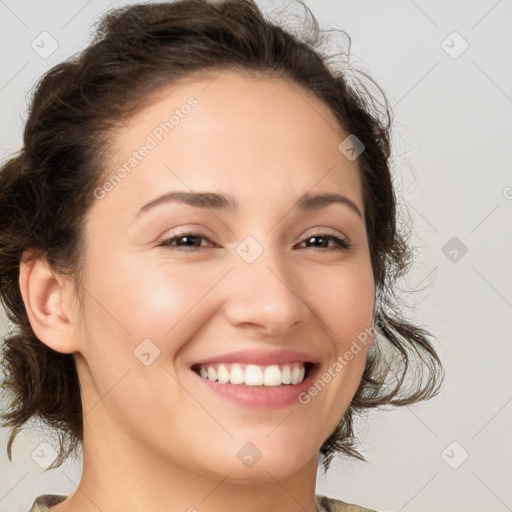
[192,365,319,409]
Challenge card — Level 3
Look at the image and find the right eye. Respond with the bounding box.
[158,231,218,251]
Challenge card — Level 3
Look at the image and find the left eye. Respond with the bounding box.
[296,233,351,251]
[158,231,351,251]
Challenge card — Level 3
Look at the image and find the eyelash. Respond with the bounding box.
[158,231,351,252]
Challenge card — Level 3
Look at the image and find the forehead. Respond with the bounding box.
[93,69,363,220]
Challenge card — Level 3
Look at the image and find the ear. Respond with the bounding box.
[18,250,80,354]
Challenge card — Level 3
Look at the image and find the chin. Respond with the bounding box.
[191,439,318,484]
[215,460,311,485]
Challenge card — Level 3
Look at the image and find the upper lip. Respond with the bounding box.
[190,349,320,367]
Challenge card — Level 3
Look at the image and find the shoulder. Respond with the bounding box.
[316,494,378,512]
[29,493,375,512]
[28,495,68,512]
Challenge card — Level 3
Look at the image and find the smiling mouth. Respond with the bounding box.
[191,362,314,387]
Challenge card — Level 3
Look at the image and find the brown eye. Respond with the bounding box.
[297,233,351,251]
[159,232,216,250]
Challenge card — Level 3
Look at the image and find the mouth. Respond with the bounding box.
[191,361,315,387]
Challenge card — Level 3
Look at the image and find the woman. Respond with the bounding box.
[0,1,444,511]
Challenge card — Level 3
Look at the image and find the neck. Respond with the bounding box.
[58,413,320,512]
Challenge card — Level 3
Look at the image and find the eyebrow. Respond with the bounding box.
[134,190,363,220]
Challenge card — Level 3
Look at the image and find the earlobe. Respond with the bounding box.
[18,250,80,354]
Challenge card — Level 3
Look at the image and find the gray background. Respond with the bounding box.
[1,1,511,511]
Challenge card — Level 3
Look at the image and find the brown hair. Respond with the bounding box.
[0,0,443,471]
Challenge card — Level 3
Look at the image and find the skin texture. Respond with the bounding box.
[19,70,376,512]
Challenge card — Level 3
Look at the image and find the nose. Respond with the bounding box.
[222,245,307,336]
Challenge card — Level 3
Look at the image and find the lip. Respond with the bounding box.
[190,349,320,367]
[190,350,321,409]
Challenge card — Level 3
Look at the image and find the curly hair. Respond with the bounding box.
[0,0,444,472]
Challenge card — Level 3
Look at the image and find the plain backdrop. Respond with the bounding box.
[0,1,511,511]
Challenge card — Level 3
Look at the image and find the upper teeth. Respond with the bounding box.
[197,363,306,386]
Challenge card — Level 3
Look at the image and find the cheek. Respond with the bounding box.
[292,270,374,449]
[78,256,227,361]
[309,261,375,347]
[303,260,375,406]
[117,260,228,338]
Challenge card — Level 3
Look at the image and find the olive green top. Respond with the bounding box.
[28,494,377,511]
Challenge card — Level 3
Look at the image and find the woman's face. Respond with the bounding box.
[74,70,375,482]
